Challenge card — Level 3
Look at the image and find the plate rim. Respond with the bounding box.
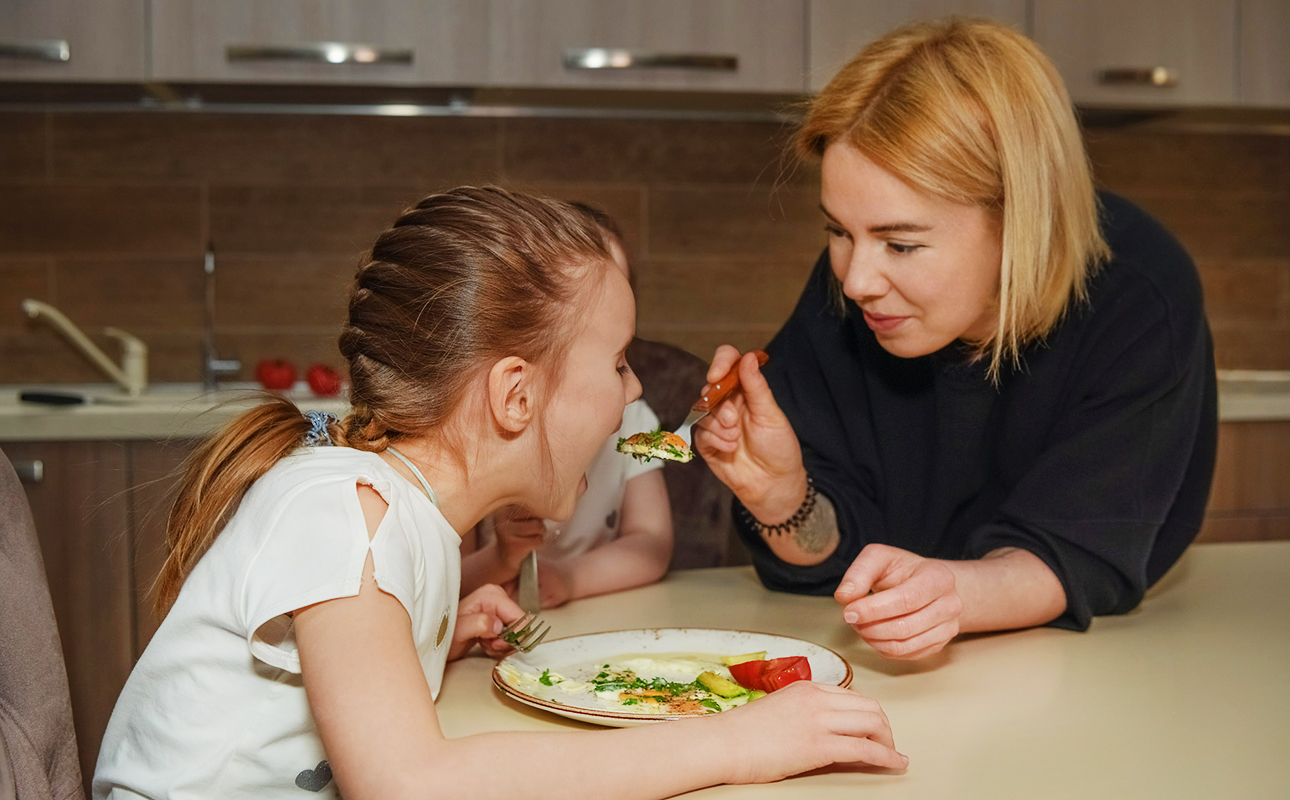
[491,626,854,723]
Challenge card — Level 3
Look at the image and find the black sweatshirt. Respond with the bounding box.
[736,192,1218,631]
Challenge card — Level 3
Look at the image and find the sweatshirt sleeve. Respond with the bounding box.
[962,269,1216,631]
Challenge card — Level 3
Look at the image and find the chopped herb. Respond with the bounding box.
[538,669,561,687]
[700,699,722,712]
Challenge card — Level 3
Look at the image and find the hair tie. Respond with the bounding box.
[303,410,338,447]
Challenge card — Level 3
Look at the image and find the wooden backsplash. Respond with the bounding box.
[1,110,1287,384]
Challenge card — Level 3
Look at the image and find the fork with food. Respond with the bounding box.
[617,349,769,464]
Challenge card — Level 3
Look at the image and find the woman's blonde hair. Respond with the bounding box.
[153,187,611,615]
[796,18,1109,378]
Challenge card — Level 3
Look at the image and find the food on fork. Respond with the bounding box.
[616,428,694,464]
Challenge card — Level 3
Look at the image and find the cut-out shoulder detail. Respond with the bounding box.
[356,481,390,542]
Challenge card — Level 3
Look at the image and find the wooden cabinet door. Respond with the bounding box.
[1033,0,1238,107]
[1239,0,1290,107]
[486,0,806,93]
[1199,420,1290,542]
[151,0,489,85]
[806,0,1029,92]
[2,440,134,793]
[0,0,145,81]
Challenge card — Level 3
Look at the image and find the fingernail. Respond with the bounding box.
[843,611,858,624]
[493,619,504,635]
[838,582,854,596]
[901,754,910,765]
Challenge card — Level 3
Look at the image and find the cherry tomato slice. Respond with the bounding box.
[762,656,812,691]
[728,660,767,692]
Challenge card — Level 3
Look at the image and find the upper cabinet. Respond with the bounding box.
[1239,0,1290,107]
[151,0,489,86]
[0,0,145,81]
[1032,0,1238,107]
[484,0,806,93]
[807,0,1029,92]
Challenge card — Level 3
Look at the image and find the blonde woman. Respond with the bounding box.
[696,19,1216,660]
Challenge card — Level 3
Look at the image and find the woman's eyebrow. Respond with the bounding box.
[869,222,933,234]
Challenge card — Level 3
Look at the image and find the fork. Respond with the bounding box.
[499,612,550,652]
[671,349,770,446]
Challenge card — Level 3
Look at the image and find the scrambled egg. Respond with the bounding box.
[500,652,754,715]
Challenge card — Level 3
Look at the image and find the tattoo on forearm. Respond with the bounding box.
[791,492,838,554]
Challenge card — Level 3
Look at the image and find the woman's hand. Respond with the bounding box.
[450,583,526,660]
[717,681,907,782]
[834,544,963,661]
[693,346,809,524]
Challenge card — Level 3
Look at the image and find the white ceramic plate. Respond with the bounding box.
[492,627,853,728]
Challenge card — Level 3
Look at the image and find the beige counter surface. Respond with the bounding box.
[436,542,1290,799]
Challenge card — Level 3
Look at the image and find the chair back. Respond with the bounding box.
[0,448,84,800]
[626,339,749,570]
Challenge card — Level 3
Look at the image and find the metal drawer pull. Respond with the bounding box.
[563,48,737,72]
[1098,67,1178,88]
[12,459,44,485]
[0,37,70,63]
[226,42,412,66]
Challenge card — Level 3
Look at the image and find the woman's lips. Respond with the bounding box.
[863,310,910,333]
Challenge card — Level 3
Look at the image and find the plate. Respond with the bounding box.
[491,627,853,728]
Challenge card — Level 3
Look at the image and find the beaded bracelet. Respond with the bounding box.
[739,474,817,537]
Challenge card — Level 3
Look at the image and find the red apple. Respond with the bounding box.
[306,363,344,397]
[255,358,296,392]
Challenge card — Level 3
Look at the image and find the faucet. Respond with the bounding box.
[203,243,242,390]
[22,299,148,396]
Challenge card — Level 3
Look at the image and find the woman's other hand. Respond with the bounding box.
[834,544,964,661]
[717,681,907,782]
[535,559,572,608]
[450,584,526,660]
[693,346,809,525]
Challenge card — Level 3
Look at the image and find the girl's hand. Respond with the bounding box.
[718,681,907,782]
[450,584,526,661]
[834,544,963,661]
[492,505,546,573]
[536,559,572,609]
[692,346,809,524]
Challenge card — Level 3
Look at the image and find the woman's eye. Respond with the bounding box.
[824,224,850,239]
[617,364,632,376]
[887,242,923,255]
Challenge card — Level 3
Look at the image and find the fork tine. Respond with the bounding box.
[499,612,534,637]
[513,618,551,652]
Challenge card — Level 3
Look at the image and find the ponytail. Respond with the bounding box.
[152,396,337,615]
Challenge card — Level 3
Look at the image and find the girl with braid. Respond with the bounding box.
[93,187,905,800]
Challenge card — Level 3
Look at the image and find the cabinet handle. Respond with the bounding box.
[0,37,70,63]
[1097,67,1178,88]
[563,48,737,72]
[12,459,44,485]
[226,43,413,66]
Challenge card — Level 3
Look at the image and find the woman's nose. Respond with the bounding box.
[841,248,890,301]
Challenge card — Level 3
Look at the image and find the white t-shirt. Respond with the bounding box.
[479,399,664,561]
[93,447,461,800]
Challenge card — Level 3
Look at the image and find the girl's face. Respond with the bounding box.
[536,265,641,519]
[820,143,1002,358]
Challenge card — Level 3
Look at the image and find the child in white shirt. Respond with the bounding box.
[93,186,906,800]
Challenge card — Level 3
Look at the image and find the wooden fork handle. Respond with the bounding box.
[692,349,769,413]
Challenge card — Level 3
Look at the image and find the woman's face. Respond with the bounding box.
[820,143,1002,358]
[535,265,641,519]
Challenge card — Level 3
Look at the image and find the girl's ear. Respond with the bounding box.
[487,356,534,433]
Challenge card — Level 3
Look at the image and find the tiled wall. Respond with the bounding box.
[1,110,1287,385]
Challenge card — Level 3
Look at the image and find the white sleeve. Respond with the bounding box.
[622,400,666,482]
[237,476,417,673]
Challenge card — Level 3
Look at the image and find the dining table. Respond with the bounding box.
[436,541,1290,799]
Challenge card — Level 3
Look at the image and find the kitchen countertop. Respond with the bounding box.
[435,542,1290,798]
[0,371,1288,441]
